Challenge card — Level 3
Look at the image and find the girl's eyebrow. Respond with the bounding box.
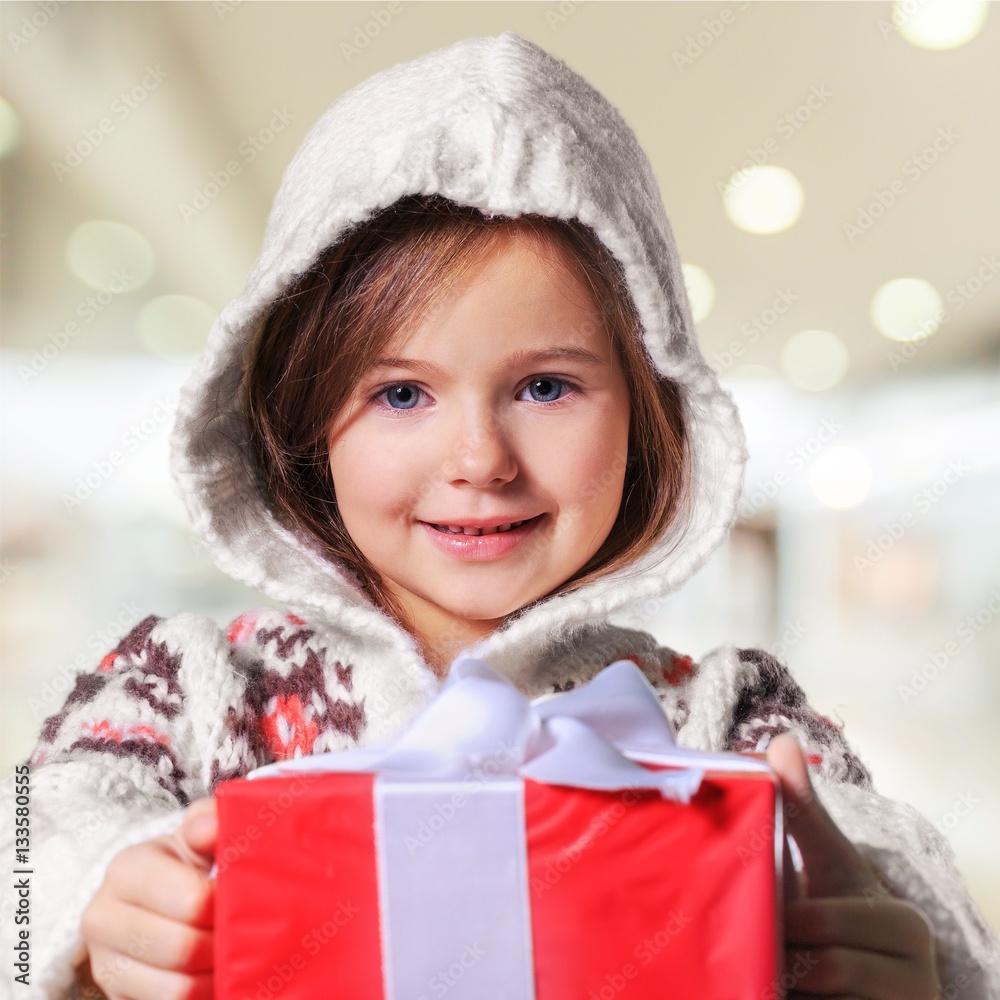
[367,346,607,377]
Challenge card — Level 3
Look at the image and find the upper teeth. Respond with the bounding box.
[436,520,526,535]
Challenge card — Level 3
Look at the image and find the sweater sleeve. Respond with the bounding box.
[0,612,254,1000]
[723,646,1000,998]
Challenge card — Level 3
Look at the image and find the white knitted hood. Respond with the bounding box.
[168,30,748,667]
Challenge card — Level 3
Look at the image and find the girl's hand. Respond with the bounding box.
[79,795,217,1000]
[766,734,940,999]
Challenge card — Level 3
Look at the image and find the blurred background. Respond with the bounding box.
[1,1,998,931]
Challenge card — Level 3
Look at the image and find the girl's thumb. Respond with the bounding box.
[766,733,876,898]
[178,796,218,864]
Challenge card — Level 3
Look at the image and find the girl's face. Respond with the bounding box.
[327,233,631,663]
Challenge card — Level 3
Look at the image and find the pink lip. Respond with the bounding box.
[420,515,544,561]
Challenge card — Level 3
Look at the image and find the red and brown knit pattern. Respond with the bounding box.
[33,615,192,804]
[727,648,872,789]
[209,610,367,789]
[29,609,371,805]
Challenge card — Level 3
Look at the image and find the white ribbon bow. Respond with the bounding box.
[250,656,713,802]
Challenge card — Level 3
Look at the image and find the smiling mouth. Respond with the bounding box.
[427,515,542,536]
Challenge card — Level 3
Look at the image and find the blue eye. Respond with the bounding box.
[521,377,574,403]
[378,384,422,410]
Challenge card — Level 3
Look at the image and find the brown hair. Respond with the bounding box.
[241,193,691,634]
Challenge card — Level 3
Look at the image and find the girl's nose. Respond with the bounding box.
[447,407,517,488]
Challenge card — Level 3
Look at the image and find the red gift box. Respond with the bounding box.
[214,660,783,999]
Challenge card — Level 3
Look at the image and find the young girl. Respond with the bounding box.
[2,30,995,1000]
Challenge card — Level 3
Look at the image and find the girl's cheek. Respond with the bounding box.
[551,411,622,467]
[564,425,628,501]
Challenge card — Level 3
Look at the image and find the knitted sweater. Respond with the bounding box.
[2,28,998,998]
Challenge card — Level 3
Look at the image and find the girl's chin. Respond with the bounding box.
[439,601,522,626]
[382,576,554,634]
[424,592,540,629]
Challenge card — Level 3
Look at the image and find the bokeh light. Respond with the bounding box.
[780,329,850,391]
[723,165,804,235]
[65,220,156,292]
